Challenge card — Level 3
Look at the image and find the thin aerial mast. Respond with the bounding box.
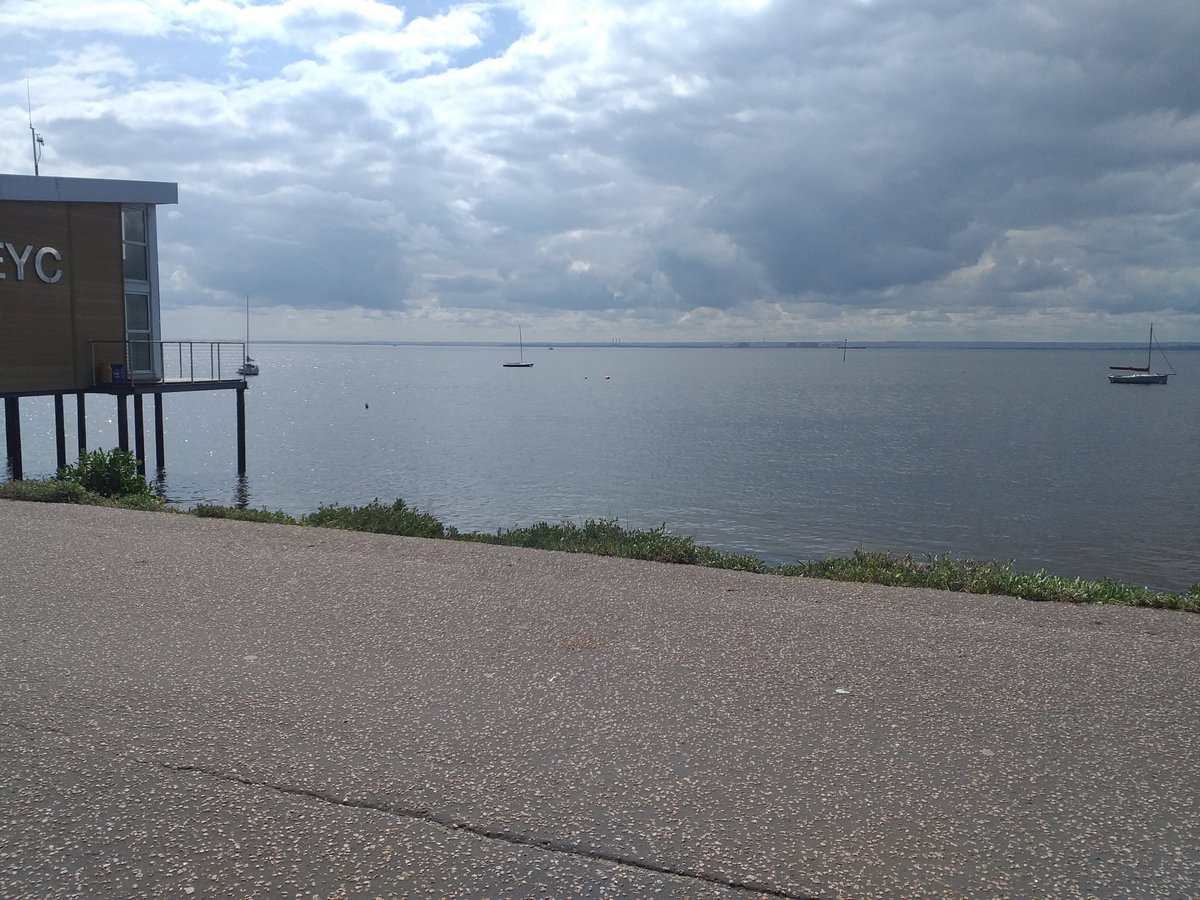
[27,79,44,176]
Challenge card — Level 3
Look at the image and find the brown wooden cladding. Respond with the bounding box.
[0,201,126,393]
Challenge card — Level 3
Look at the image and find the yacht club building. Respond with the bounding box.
[1,173,246,480]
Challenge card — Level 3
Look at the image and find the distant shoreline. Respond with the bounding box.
[245,339,1200,351]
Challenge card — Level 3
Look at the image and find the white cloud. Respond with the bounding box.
[3,0,1199,341]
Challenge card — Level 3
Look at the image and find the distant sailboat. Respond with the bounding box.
[1108,324,1173,384]
[502,325,534,368]
[238,295,259,376]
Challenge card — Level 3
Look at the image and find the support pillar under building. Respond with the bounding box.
[133,394,146,476]
[4,397,22,480]
[154,393,165,472]
[116,395,129,452]
[76,393,87,457]
[54,395,67,471]
[236,386,247,475]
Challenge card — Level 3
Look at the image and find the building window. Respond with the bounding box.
[125,292,152,371]
[122,206,148,281]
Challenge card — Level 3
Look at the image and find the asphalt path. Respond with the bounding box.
[1,500,1197,898]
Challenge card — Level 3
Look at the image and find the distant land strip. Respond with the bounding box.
[248,339,1200,350]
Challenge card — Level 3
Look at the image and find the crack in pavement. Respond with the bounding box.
[157,761,818,899]
[0,721,69,735]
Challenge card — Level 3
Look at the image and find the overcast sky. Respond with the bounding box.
[3,0,1199,342]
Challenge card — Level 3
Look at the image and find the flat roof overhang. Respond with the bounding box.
[0,173,178,205]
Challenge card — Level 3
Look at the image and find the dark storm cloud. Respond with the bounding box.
[597,0,1200,317]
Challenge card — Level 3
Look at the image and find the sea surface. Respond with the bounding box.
[8,344,1200,592]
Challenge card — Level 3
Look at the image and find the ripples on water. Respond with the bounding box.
[9,345,1200,592]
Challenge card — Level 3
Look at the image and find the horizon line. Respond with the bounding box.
[239,339,1200,350]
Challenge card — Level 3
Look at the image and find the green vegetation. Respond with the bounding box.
[0,475,165,510]
[193,504,297,524]
[57,448,150,498]
[302,497,445,538]
[456,519,700,561]
[2,448,165,510]
[0,478,89,504]
[779,550,1199,610]
[2,478,1196,612]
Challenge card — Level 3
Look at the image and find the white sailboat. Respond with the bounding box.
[1108,324,1173,384]
[238,295,259,376]
[502,325,534,368]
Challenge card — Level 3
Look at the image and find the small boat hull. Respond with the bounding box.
[1108,372,1167,384]
[502,362,534,368]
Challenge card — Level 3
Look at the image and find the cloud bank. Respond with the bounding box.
[3,0,1198,341]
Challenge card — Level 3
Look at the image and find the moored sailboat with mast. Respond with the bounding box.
[238,295,259,376]
[1108,324,1173,384]
[502,325,534,368]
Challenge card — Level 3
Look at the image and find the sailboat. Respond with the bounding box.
[1108,324,1174,384]
[502,325,534,368]
[238,295,259,376]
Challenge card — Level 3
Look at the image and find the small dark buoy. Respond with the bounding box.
[365,403,369,409]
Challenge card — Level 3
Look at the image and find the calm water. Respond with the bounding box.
[8,345,1200,592]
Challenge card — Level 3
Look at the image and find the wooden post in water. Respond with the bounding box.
[116,394,129,452]
[76,393,87,456]
[154,393,165,472]
[54,394,67,470]
[235,386,246,475]
[133,394,146,476]
[4,397,22,480]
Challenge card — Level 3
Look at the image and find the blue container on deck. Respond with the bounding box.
[110,363,126,383]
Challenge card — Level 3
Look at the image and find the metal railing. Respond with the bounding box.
[88,340,248,386]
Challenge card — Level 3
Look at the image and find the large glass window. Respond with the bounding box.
[121,204,159,380]
[122,206,148,280]
[125,292,152,371]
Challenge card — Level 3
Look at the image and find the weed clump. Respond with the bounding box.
[58,448,150,498]
[302,498,445,538]
[0,478,88,504]
[462,519,704,563]
[194,505,298,524]
[782,550,1199,612]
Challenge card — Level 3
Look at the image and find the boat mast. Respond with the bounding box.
[1148,323,1154,370]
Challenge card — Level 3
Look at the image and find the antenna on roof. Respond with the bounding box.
[26,78,44,176]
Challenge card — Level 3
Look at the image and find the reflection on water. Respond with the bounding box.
[5,344,1199,592]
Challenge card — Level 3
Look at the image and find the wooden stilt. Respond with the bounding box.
[54,394,67,471]
[4,397,22,480]
[154,393,165,472]
[236,386,246,474]
[76,393,87,456]
[116,394,129,452]
[133,394,146,476]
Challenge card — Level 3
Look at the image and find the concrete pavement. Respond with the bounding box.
[1,499,1197,898]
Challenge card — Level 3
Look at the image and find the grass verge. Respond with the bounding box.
[3,480,1197,611]
[0,477,167,510]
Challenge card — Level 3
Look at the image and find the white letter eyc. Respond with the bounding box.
[35,246,63,283]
